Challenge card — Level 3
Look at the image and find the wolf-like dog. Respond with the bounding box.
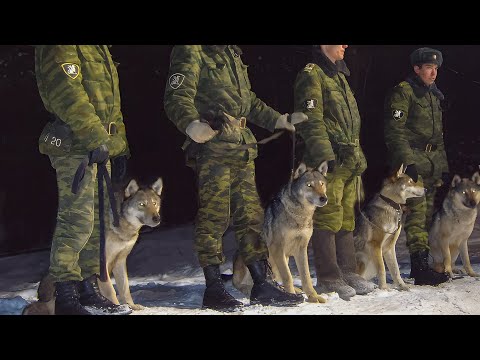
[22,178,163,315]
[354,165,425,291]
[232,162,329,303]
[429,172,480,278]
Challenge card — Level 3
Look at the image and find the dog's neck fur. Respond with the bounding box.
[443,192,478,224]
[380,188,406,206]
[109,207,143,242]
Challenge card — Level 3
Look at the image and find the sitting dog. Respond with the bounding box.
[233,162,329,303]
[354,165,425,290]
[429,172,480,278]
[23,178,163,315]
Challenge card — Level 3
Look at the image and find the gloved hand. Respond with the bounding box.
[111,155,128,184]
[105,135,127,158]
[327,160,336,173]
[186,120,218,143]
[405,164,418,182]
[88,144,109,165]
[275,112,308,132]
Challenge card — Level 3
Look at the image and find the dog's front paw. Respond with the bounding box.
[452,268,466,275]
[467,271,480,278]
[397,283,410,291]
[307,293,327,304]
[128,303,145,311]
[293,286,304,295]
[378,284,389,291]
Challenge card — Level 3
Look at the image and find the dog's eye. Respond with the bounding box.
[139,202,145,207]
[153,201,157,206]
[463,191,466,195]
[473,189,476,193]
[307,183,312,187]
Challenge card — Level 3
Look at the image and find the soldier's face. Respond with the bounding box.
[414,63,438,86]
[323,45,348,61]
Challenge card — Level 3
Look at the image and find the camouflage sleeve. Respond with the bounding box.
[114,111,130,157]
[293,68,335,168]
[384,85,415,166]
[246,90,281,132]
[36,45,111,152]
[163,45,202,134]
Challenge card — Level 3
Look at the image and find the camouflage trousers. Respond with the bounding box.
[313,167,360,233]
[405,176,438,254]
[48,155,111,282]
[194,155,268,267]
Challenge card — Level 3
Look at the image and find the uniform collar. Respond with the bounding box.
[405,73,445,100]
[312,47,350,78]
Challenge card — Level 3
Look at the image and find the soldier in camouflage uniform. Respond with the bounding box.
[384,47,449,286]
[35,45,132,315]
[164,45,306,311]
[293,45,374,301]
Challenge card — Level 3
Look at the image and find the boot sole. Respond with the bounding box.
[250,299,303,307]
[202,305,245,313]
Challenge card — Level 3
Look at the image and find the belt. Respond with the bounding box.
[411,143,438,152]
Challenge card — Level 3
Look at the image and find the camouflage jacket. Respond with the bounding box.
[384,74,449,178]
[163,45,281,162]
[293,51,367,175]
[35,45,129,157]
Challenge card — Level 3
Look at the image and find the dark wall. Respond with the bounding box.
[1,45,480,255]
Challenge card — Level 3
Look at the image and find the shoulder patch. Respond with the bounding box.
[392,109,405,121]
[303,63,315,73]
[169,73,185,89]
[61,63,80,80]
[305,99,318,110]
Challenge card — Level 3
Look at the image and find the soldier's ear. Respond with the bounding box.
[125,179,140,198]
[294,163,307,179]
[318,161,328,177]
[151,177,163,196]
[451,175,462,188]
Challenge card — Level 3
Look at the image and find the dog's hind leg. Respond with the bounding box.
[112,259,144,310]
[98,271,120,306]
[270,246,295,294]
[459,239,479,277]
[293,246,325,303]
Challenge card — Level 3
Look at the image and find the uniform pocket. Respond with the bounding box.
[77,47,106,82]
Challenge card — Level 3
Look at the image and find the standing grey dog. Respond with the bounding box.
[429,172,480,278]
[233,162,329,303]
[354,165,425,291]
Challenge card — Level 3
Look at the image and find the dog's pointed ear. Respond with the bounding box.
[472,172,480,186]
[397,164,405,178]
[151,177,163,196]
[125,179,140,198]
[318,161,328,177]
[451,175,462,188]
[294,163,307,179]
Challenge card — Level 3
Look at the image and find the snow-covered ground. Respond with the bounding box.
[1,221,480,315]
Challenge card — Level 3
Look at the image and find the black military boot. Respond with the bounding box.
[410,250,449,286]
[55,280,92,315]
[202,265,244,312]
[247,259,304,307]
[78,274,132,315]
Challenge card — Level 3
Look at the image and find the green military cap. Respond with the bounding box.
[410,47,443,67]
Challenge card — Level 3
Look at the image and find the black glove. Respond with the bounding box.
[111,155,128,184]
[327,160,336,173]
[405,164,418,182]
[88,144,109,165]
